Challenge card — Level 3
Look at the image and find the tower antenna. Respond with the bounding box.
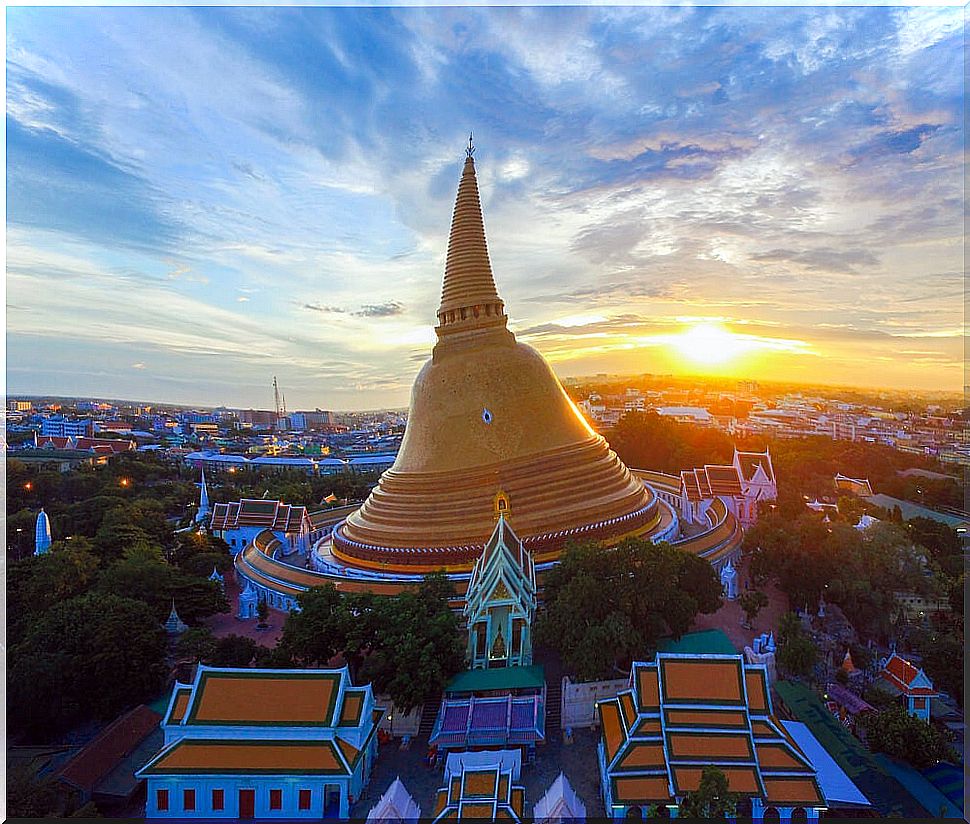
[466,132,475,158]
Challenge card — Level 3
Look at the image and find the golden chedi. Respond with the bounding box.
[334,141,659,570]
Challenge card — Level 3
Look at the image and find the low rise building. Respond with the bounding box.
[598,652,838,820]
[137,666,381,819]
[209,499,311,556]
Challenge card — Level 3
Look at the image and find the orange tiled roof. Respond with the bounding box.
[164,687,192,725]
[184,669,342,726]
[659,658,744,705]
[139,739,349,775]
[881,653,937,696]
[602,653,822,810]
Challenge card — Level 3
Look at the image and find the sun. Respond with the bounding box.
[672,323,749,365]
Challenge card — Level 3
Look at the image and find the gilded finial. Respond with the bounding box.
[493,490,510,520]
[466,132,475,158]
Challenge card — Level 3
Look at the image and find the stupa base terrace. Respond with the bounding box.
[232,470,743,611]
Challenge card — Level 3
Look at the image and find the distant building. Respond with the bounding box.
[8,399,32,412]
[41,417,94,438]
[138,666,381,819]
[209,499,312,556]
[656,406,713,425]
[878,652,938,721]
[834,473,873,497]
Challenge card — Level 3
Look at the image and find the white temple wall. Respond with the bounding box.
[561,676,629,730]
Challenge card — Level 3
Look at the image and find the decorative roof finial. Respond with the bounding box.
[466,132,475,159]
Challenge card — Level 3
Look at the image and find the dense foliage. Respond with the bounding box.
[9,593,169,738]
[535,538,722,680]
[861,705,956,769]
[775,611,817,679]
[278,573,465,712]
[744,515,935,640]
[605,411,961,511]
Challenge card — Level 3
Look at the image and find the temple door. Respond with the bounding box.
[238,789,255,819]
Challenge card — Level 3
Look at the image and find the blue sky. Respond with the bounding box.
[6,6,964,409]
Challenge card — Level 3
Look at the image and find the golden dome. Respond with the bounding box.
[335,146,657,570]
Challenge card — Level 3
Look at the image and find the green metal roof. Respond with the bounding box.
[657,629,737,656]
[445,665,545,694]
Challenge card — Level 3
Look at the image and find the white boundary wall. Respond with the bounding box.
[560,676,629,730]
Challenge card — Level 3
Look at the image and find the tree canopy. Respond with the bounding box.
[9,592,169,739]
[278,573,464,713]
[678,766,739,819]
[775,612,817,679]
[861,705,956,769]
[535,538,722,680]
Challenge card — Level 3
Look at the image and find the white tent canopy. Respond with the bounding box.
[365,777,421,822]
[533,772,587,822]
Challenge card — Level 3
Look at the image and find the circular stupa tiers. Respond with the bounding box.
[334,146,660,571]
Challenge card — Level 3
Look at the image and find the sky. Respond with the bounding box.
[6,5,965,410]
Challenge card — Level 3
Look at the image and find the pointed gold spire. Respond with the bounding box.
[436,138,506,338]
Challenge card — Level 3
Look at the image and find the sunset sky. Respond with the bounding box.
[7,5,964,409]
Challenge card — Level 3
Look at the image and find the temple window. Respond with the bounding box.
[460,308,467,320]
[156,790,169,812]
[485,304,492,316]
[212,789,224,811]
[473,305,480,318]
[183,789,196,812]
[270,789,283,810]
[299,790,312,811]
[791,808,808,824]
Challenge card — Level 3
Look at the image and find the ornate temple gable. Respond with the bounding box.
[464,497,538,669]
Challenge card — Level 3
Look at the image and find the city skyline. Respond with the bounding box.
[7,5,964,410]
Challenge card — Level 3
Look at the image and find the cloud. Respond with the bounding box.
[303,303,346,314]
[354,301,405,318]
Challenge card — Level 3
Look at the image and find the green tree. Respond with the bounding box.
[211,634,258,667]
[176,627,218,662]
[279,584,346,665]
[775,612,817,679]
[678,766,739,819]
[7,540,101,643]
[359,575,465,713]
[95,551,228,624]
[861,705,956,769]
[9,593,168,738]
[535,539,722,680]
[6,767,62,818]
[738,590,768,629]
[92,507,157,561]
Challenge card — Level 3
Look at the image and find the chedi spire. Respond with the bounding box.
[436,135,507,339]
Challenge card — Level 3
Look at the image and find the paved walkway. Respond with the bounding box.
[201,578,286,647]
[350,729,604,819]
[690,559,789,650]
